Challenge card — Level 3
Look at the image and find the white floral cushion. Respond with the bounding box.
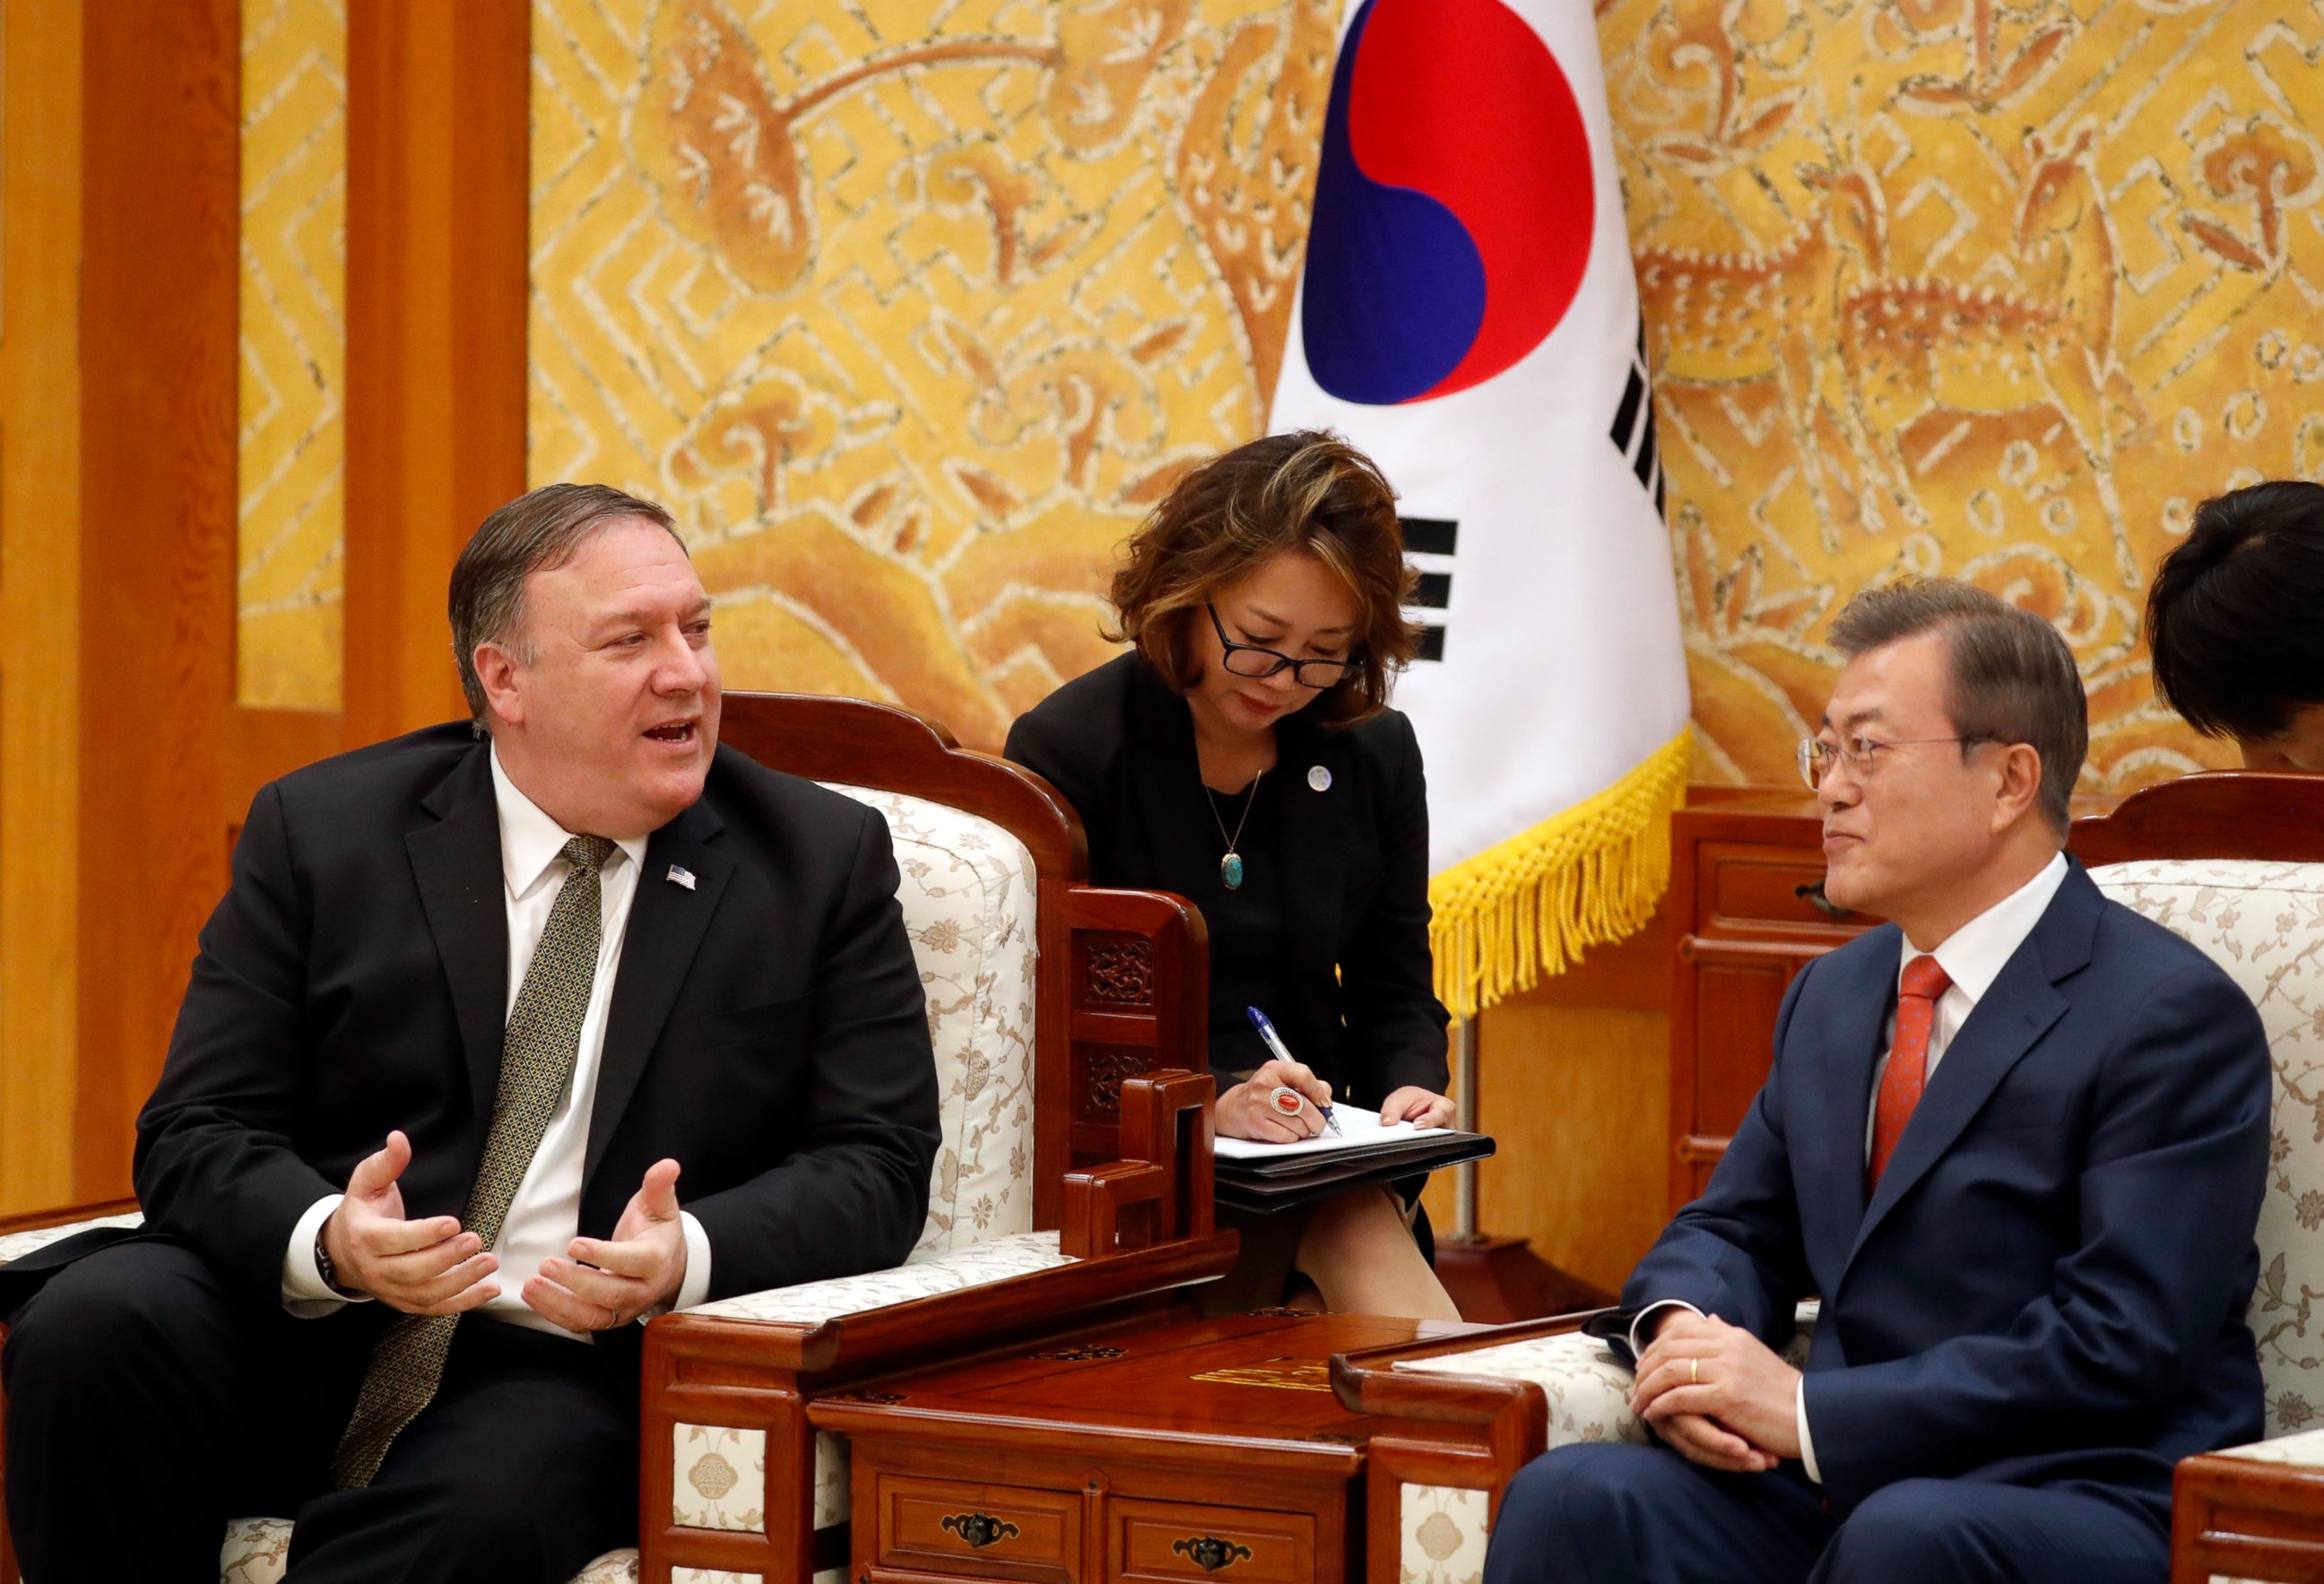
[819,783,1038,1259]
[1396,1330,1648,1450]
[1391,1303,1819,1454]
[2092,860,2324,1439]
[211,1526,840,1584]
[211,1520,637,1584]
[0,1211,143,1265]
[689,1229,1071,1325]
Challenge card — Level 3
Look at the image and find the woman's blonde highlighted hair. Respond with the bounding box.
[1108,430,1418,726]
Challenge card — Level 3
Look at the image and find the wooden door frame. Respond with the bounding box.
[62,0,530,1202]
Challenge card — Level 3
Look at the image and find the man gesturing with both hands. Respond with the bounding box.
[3,484,939,1581]
[1486,582,2271,1584]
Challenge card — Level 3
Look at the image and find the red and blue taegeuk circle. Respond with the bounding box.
[1302,0,1596,406]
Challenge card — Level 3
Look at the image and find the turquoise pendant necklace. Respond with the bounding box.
[1204,770,1265,890]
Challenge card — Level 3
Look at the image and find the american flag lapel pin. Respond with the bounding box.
[666,863,697,891]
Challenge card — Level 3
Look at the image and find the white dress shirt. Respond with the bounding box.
[1633,852,2069,1483]
[280,744,715,1336]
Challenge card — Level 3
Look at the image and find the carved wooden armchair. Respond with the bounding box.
[0,691,1237,1584]
[1322,771,2324,1584]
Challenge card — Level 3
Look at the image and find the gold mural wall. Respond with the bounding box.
[1611,0,2294,790]
[532,0,1334,750]
[532,0,2299,783]
[237,0,346,711]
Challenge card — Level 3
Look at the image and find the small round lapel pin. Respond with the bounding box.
[1307,765,1332,792]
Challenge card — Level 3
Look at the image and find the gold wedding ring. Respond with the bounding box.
[1689,1357,1700,1385]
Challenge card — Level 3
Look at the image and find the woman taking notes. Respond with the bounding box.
[1005,430,1459,1321]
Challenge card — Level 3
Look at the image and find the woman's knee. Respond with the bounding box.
[1299,1186,1402,1259]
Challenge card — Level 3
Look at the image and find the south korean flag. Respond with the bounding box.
[1269,0,1691,1017]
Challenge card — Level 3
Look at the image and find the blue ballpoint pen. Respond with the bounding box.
[1245,1005,1341,1134]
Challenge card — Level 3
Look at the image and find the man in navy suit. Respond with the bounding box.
[1485,580,2270,1584]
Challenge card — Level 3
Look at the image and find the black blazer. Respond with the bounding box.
[114,724,940,1318]
[1004,652,1449,1106]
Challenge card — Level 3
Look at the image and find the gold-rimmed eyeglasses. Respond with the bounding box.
[1798,733,1995,790]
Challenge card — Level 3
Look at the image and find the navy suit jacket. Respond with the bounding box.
[1626,860,2270,1519]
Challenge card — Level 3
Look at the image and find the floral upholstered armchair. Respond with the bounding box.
[1324,771,2324,1584]
[0,692,1236,1584]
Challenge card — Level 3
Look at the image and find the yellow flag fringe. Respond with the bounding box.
[1427,728,1690,1020]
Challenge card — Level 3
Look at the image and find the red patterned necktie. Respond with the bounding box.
[1869,953,1953,1190]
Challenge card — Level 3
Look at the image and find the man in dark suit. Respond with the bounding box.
[1,484,941,1581]
[1485,580,2270,1584]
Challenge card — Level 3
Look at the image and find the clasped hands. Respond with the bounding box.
[1213,1057,1456,1142]
[1628,1311,1802,1474]
[318,1129,687,1330]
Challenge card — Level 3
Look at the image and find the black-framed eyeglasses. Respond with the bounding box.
[1207,603,1361,689]
[1798,732,1999,789]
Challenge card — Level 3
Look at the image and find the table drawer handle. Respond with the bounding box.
[940,1512,1019,1549]
[1173,1536,1255,1571]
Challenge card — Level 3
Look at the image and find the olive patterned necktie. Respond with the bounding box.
[330,834,619,1489]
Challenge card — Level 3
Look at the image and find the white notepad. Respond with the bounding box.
[1212,1106,1452,1161]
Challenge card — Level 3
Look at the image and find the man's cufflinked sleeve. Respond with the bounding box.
[282,1193,363,1317]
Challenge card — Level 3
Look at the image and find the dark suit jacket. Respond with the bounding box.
[10,724,940,1332]
[1624,861,2270,1519]
[1003,651,1449,1106]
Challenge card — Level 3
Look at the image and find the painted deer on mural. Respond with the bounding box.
[1833,126,2145,586]
[1635,155,1889,549]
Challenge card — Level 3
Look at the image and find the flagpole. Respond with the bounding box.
[1452,1017,1479,1240]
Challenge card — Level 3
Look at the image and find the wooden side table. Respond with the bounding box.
[811,1311,1473,1584]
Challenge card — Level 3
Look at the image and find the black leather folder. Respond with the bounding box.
[1212,1130,1496,1215]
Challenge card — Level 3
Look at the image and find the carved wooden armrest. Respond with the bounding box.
[642,1233,1236,1580]
[1327,1297,1814,1584]
[640,1070,1233,1582]
[1330,1314,1600,1584]
[2172,1430,2324,1583]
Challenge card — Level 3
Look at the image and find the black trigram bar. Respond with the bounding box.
[1399,515,1454,664]
[1611,312,1665,516]
[1400,516,1458,556]
[1609,368,1647,453]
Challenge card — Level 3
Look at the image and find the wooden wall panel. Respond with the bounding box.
[0,1,85,1216]
[74,0,242,1201]
[343,0,528,749]
[1421,908,1675,1297]
[0,0,525,1214]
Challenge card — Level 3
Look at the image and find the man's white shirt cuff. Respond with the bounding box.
[1797,1381,1822,1484]
[281,1194,369,1317]
[1628,1299,1703,1359]
[657,1210,713,1318]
